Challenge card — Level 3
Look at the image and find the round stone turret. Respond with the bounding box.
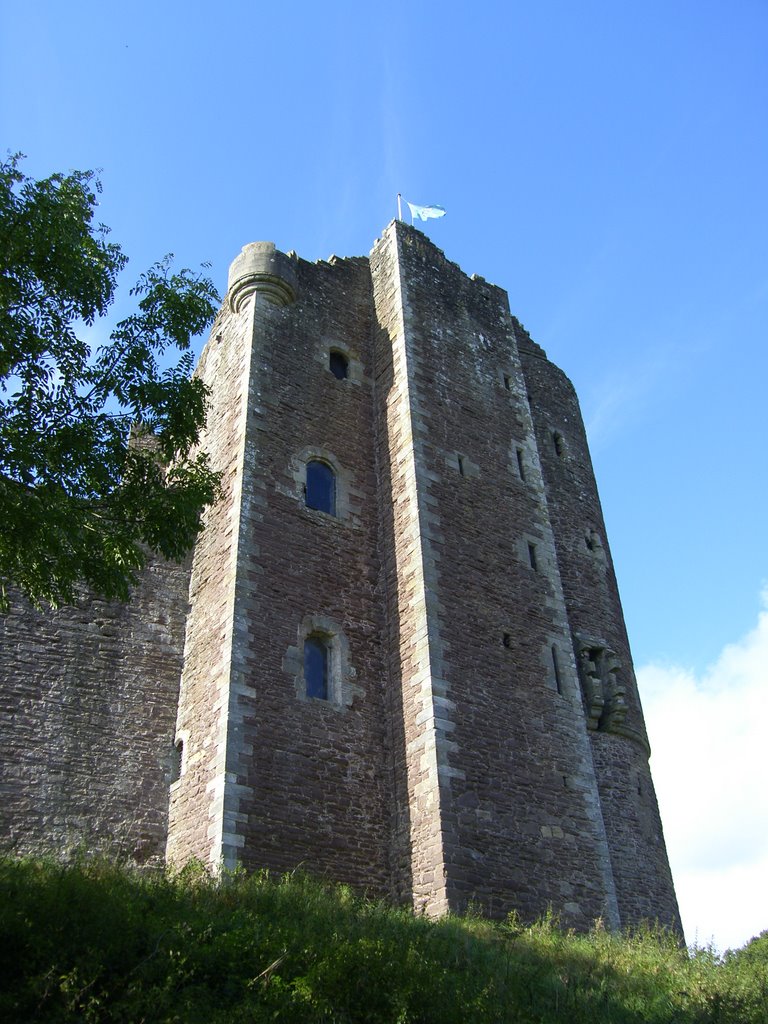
[227,242,298,312]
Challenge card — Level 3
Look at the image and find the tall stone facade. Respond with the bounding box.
[0,221,680,931]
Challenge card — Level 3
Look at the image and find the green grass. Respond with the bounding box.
[0,857,766,1023]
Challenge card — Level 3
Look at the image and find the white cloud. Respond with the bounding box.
[639,591,768,951]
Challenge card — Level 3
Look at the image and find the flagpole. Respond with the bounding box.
[397,193,402,221]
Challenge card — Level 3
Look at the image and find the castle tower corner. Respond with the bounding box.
[227,241,298,312]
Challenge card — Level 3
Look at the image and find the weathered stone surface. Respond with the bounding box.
[0,221,681,932]
[0,557,189,864]
[518,325,679,927]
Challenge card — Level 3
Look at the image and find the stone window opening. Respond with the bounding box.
[528,542,538,571]
[292,448,350,522]
[305,459,336,516]
[516,447,526,481]
[551,645,563,695]
[170,739,184,784]
[553,431,566,458]
[503,373,511,391]
[304,634,331,700]
[283,616,361,709]
[448,451,479,478]
[503,632,512,648]
[329,349,349,380]
[585,529,605,562]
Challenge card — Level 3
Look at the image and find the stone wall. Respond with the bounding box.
[369,225,453,913]
[0,555,189,864]
[517,327,681,930]
[375,223,619,927]
[168,248,394,894]
[165,297,254,869]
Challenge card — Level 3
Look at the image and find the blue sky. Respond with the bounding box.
[2,0,766,950]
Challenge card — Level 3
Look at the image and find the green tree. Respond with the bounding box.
[0,154,221,611]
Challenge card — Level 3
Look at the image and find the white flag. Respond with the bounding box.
[406,201,446,222]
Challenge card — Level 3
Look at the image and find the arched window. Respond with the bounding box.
[304,635,329,700]
[287,616,358,708]
[329,350,349,380]
[305,459,336,515]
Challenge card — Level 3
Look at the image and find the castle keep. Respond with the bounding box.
[0,221,680,931]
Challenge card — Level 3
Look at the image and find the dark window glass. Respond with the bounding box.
[306,460,336,515]
[329,351,349,380]
[304,636,328,700]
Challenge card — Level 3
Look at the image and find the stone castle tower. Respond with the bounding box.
[0,221,680,931]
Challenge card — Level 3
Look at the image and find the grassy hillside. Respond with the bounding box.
[1,857,766,1023]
